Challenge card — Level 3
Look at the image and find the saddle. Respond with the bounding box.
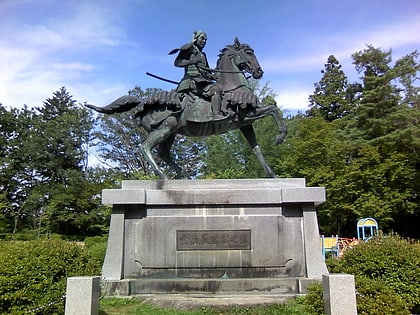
[183,95,223,123]
[135,91,259,124]
[183,91,259,123]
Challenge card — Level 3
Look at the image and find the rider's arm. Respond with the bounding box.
[174,48,198,68]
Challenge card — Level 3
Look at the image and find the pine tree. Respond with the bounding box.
[33,87,91,180]
[351,45,401,139]
[0,105,39,236]
[31,87,94,235]
[308,55,351,121]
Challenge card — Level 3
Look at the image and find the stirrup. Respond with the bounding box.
[212,114,226,121]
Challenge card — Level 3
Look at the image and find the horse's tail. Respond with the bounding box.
[84,95,141,114]
[133,91,184,118]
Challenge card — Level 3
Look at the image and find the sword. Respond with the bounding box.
[146,72,179,85]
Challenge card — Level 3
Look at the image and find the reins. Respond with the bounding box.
[197,65,245,74]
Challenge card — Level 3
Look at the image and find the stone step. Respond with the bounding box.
[103,277,307,295]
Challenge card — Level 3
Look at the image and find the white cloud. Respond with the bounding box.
[68,81,131,106]
[0,2,130,108]
[263,14,420,74]
[354,16,419,50]
[262,53,332,73]
[275,86,311,110]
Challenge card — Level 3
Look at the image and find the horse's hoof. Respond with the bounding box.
[159,174,169,180]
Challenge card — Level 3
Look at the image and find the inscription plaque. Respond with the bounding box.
[177,229,251,251]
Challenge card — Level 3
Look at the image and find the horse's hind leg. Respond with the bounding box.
[158,134,189,179]
[240,125,277,178]
[140,116,178,179]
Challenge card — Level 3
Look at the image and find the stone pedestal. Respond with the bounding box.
[65,276,100,315]
[101,179,328,295]
[323,274,357,315]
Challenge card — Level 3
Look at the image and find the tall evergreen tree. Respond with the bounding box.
[0,105,39,236]
[29,87,95,235]
[1,88,98,236]
[31,87,92,179]
[308,55,351,121]
[394,50,420,109]
[351,45,401,139]
[280,46,420,236]
[0,104,16,234]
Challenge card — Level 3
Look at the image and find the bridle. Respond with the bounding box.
[197,65,244,74]
[198,45,256,75]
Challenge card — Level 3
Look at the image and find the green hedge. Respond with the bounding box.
[84,235,108,266]
[329,234,419,314]
[299,234,419,314]
[0,239,101,315]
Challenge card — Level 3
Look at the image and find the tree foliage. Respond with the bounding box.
[0,88,108,238]
[288,46,420,236]
[308,55,352,121]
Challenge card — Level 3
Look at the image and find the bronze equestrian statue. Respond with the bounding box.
[85,36,287,179]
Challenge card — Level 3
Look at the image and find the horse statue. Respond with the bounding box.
[85,38,287,179]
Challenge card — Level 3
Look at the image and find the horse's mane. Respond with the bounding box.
[216,45,233,70]
[215,42,253,70]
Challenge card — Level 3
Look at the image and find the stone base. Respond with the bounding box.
[103,277,298,295]
[100,179,328,295]
[102,277,320,296]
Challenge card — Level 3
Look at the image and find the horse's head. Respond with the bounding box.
[230,37,264,79]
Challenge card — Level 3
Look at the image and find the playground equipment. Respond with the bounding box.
[321,217,378,259]
[321,236,359,259]
[321,235,339,259]
[357,217,378,241]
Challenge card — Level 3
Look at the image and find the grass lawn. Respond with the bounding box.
[99,297,311,315]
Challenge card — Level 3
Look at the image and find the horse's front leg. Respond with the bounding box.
[158,134,189,179]
[252,105,287,145]
[141,116,179,179]
[269,106,287,145]
[240,125,277,178]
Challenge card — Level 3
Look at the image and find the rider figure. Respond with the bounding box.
[170,31,224,120]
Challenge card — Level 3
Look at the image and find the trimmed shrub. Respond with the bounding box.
[299,235,419,314]
[354,276,409,315]
[0,239,101,315]
[297,282,324,315]
[84,235,108,266]
[328,234,420,314]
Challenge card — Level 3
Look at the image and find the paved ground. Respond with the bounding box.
[136,293,301,311]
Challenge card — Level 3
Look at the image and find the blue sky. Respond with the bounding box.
[1,0,419,114]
